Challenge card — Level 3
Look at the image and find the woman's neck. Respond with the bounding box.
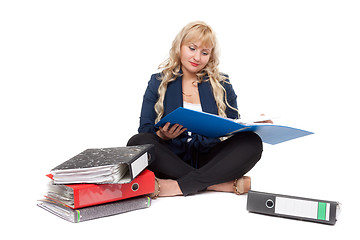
[181,68,198,82]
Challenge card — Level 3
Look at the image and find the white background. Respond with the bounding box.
[1,0,359,239]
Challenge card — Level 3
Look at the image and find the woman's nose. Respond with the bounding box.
[193,50,201,62]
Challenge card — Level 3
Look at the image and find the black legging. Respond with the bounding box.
[127,131,263,196]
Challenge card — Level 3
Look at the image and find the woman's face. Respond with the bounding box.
[180,41,211,76]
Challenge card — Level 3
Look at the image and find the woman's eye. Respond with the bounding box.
[202,52,209,56]
[189,46,196,51]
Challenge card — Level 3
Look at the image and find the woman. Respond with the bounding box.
[127,21,264,197]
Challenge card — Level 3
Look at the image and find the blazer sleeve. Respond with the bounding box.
[138,74,161,133]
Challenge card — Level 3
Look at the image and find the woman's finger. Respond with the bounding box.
[162,122,170,131]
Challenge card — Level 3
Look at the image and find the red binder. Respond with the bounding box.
[46,169,154,209]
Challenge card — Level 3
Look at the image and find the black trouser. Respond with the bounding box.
[127,132,263,196]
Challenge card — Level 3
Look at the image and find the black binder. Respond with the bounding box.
[247,190,340,225]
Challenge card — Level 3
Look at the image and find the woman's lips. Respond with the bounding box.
[190,62,199,67]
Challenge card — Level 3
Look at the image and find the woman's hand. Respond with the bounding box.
[156,122,187,140]
[254,114,274,124]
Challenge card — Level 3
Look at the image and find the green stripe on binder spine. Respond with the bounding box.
[317,202,327,220]
[147,197,151,207]
[76,210,81,222]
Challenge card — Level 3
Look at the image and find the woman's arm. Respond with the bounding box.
[139,73,187,140]
[138,74,161,133]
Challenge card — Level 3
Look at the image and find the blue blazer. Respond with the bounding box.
[138,72,239,167]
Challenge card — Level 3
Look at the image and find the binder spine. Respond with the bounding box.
[74,209,81,223]
[74,170,155,209]
[75,196,151,223]
[73,188,79,209]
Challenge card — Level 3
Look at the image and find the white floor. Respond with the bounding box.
[1,1,359,239]
[5,126,358,240]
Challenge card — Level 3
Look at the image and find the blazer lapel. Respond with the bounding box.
[199,80,218,115]
[163,73,218,116]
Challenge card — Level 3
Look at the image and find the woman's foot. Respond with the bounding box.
[150,176,251,198]
[150,178,183,198]
[207,176,251,195]
[149,177,161,199]
[233,176,251,195]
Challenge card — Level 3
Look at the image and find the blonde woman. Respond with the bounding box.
[127,21,263,197]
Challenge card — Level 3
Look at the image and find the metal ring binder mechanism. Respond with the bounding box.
[247,190,340,225]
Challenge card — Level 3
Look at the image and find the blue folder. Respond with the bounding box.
[155,107,313,145]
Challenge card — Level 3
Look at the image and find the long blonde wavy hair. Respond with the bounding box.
[154,21,238,123]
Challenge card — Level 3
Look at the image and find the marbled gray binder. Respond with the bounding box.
[38,196,151,223]
[51,144,153,184]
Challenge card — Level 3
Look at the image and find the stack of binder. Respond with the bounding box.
[37,144,155,223]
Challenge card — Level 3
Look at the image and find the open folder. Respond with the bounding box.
[155,107,313,145]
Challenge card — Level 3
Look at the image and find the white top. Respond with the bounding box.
[183,102,202,141]
[183,101,203,112]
